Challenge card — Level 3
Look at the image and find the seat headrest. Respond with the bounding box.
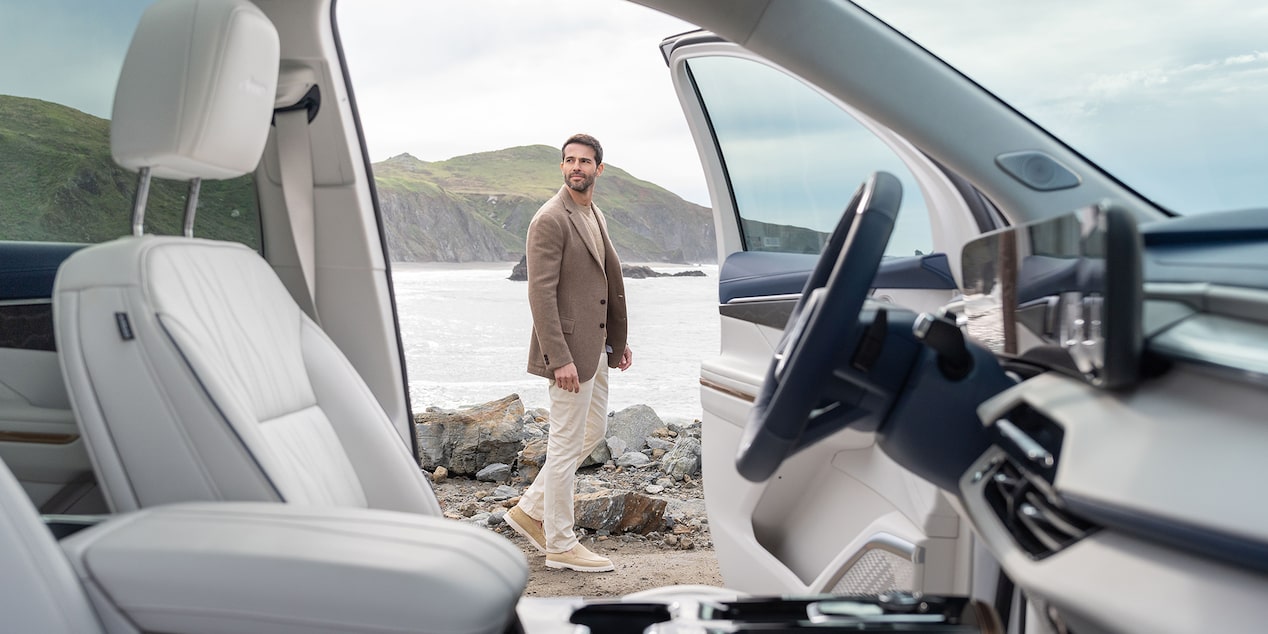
[111,0,280,181]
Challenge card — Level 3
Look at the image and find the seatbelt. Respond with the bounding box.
[274,106,320,321]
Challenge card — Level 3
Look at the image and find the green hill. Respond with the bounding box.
[0,95,260,247]
[374,147,716,263]
[0,96,715,263]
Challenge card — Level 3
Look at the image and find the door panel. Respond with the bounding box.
[0,242,105,514]
[668,39,978,595]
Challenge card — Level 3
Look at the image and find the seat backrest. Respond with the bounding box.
[0,458,106,633]
[53,0,441,516]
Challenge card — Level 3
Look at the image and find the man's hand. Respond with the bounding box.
[618,345,633,371]
[553,363,580,393]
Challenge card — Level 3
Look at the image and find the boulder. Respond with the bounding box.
[519,437,547,482]
[414,394,526,475]
[573,490,668,534]
[606,404,664,453]
[616,452,652,468]
[476,463,512,482]
[507,255,528,281]
[663,436,702,480]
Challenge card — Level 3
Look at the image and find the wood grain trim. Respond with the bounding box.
[699,377,756,403]
[0,431,79,445]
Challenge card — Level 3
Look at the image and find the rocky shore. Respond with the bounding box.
[415,394,709,550]
[505,256,708,281]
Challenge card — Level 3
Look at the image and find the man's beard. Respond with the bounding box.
[566,172,595,192]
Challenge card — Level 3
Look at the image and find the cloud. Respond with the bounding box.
[336,0,710,205]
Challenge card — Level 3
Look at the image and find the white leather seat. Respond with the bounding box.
[53,0,441,517]
[0,459,107,633]
[1,449,528,634]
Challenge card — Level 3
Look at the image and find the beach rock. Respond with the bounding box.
[617,452,652,468]
[573,490,668,534]
[476,463,512,482]
[510,257,708,281]
[607,436,630,457]
[646,437,674,451]
[414,394,526,475]
[508,255,528,281]
[620,265,708,279]
[663,436,702,480]
[667,418,702,439]
[582,437,611,468]
[519,437,547,482]
[607,404,664,453]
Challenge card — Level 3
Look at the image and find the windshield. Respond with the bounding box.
[858,0,1268,216]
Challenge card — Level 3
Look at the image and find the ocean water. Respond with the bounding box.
[392,262,721,422]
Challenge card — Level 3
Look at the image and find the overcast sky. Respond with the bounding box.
[7,1,1266,216]
[335,1,710,205]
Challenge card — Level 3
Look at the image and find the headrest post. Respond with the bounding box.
[131,167,152,237]
[183,178,202,238]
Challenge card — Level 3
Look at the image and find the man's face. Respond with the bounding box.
[561,143,603,193]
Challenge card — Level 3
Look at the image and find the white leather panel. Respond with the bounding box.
[58,281,273,512]
[111,0,279,180]
[62,503,527,634]
[257,405,366,506]
[56,235,442,514]
[0,459,105,633]
[147,241,314,423]
[302,320,443,515]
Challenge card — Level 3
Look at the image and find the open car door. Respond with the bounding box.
[660,33,998,597]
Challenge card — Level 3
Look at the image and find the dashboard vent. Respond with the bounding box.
[983,458,1098,559]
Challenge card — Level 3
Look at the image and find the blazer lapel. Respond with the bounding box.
[564,197,605,269]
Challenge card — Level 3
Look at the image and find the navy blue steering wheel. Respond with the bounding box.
[736,172,902,482]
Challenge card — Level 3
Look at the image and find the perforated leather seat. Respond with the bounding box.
[53,0,441,516]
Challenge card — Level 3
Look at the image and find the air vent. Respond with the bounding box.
[983,458,1098,558]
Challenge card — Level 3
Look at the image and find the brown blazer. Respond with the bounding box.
[526,186,628,382]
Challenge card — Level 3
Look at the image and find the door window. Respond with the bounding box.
[0,0,262,248]
[687,55,932,257]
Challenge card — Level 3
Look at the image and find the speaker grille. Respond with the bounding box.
[829,547,914,595]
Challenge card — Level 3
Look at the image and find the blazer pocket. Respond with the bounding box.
[560,318,575,334]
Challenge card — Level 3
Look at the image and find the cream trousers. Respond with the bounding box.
[518,354,609,552]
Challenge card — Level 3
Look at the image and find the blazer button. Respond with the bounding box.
[600,323,605,329]
[600,299,606,305]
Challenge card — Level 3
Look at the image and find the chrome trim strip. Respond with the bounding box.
[725,293,803,305]
[0,298,53,307]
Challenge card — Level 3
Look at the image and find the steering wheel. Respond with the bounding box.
[736,172,902,482]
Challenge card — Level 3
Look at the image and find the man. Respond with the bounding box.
[506,134,633,573]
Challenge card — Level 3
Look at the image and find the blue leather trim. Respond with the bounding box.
[874,253,958,290]
[719,251,956,304]
[0,242,87,300]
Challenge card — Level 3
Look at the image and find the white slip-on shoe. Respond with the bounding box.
[505,505,547,553]
[545,544,615,573]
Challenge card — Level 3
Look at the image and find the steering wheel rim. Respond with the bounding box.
[736,172,903,482]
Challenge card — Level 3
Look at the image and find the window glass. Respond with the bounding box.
[687,55,932,257]
[0,0,261,248]
[858,0,1268,216]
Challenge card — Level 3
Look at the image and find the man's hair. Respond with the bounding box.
[562,133,603,166]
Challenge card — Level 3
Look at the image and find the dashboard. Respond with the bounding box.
[955,207,1268,632]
